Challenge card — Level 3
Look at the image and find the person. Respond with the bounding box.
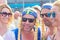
[14,11,21,27]
[0,4,15,40]
[13,7,41,40]
[9,11,21,30]
[14,11,21,20]
[40,3,55,40]
[0,0,7,5]
[50,0,60,40]
[32,5,42,38]
[14,11,21,28]
[32,5,41,21]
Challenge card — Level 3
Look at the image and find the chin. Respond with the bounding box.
[4,22,8,24]
[3,21,8,24]
[24,29,30,32]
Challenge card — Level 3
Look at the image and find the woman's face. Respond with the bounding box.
[0,8,12,24]
[21,14,36,32]
[51,6,60,27]
[52,6,60,22]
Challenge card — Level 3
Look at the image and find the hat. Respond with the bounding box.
[42,3,52,10]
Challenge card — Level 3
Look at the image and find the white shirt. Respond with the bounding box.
[0,30,16,40]
[0,35,4,40]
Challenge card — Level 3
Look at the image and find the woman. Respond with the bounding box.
[13,7,41,40]
[0,4,15,40]
[50,0,60,40]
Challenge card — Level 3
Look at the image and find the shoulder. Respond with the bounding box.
[12,28,19,35]
[6,30,15,35]
[3,30,16,40]
[12,28,19,40]
[12,28,18,31]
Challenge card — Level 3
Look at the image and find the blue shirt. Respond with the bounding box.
[13,28,41,40]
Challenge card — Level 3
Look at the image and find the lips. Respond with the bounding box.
[24,24,30,28]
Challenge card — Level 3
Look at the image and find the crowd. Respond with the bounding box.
[0,0,60,40]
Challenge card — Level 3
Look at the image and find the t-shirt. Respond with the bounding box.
[13,28,41,40]
[0,30,16,40]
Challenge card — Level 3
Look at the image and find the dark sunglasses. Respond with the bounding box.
[22,17,35,23]
[0,12,12,17]
[40,13,48,18]
[40,12,56,18]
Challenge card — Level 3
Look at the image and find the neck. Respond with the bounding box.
[56,30,60,37]
[49,26,54,35]
[0,22,7,36]
[0,22,7,27]
[57,30,60,33]
[22,29,33,34]
[57,26,60,31]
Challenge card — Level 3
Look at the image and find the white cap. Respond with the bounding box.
[32,5,41,11]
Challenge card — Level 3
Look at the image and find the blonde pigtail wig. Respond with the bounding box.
[18,17,22,40]
[34,18,39,40]
[41,19,46,40]
[18,17,39,40]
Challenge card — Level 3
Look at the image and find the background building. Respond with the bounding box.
[7,0,56,12]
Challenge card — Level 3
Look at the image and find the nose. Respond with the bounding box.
[44,15,46,18]
[50,15,53,18]
[25,20,30,24]
[5,15,9,18]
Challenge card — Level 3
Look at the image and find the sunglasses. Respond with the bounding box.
[40,13,48,18]
[0,12,12,17]
[40,12,56,18]
[22,17,35,23]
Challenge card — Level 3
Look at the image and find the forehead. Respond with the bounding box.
[41,8,50,14]
[1,8,10,13]
[22,14,35,19]
[51,6,59,12]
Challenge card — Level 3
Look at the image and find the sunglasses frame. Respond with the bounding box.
[0,12,12,17]
[40,13,48,18]
[22,17,35,23]
[40,12,56,18]
[47,12,56,18]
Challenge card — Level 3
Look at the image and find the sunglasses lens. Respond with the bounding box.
[44,14,48,17]
[1,12,7,16]
[8,13,12,16]
[40,14,44,18]
[22,18,35,23]
[47,13,51,17]
[22,18,27,22]
[29,19,34,23]
[52,12,55,18]
[0,12,12,17]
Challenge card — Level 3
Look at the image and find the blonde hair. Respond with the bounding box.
[53,0,60,11]
[0,4,13,26]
